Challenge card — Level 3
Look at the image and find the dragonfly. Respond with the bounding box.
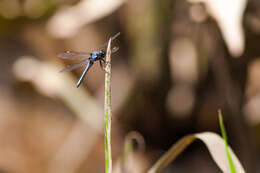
[58,32,120,88]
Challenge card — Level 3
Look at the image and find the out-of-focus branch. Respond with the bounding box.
[47,0,126,38]
[209,26,255,172]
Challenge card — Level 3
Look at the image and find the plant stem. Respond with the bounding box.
[104,37,113,173]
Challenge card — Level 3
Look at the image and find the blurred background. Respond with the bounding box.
[0,0,260,172]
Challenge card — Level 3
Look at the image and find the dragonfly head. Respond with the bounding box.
[99,50,106,57]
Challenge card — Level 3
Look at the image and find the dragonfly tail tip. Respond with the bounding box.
[76,81,81,88]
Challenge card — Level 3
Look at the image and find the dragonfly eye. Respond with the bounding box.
[99,50,105,56]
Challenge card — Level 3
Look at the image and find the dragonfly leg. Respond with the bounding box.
[99,59,106,71]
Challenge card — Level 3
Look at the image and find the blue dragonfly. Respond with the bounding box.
[58,32,120,88]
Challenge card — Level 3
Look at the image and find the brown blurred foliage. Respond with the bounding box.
[0,0,260,172]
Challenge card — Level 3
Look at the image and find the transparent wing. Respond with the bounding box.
[57,51,91,59]
[59,59,89,73]
[111,46,119,53]
[98,32,121,50]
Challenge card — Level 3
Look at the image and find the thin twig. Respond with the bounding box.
[104,37,113,173]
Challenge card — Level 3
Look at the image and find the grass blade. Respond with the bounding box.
[104,37,113,173]
[218,109,236,173]
[147,135,196,173]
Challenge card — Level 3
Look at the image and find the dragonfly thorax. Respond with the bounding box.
[90,50,106,61]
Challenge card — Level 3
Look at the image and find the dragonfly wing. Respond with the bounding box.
[111,46,119,53]
[57,51,91,59]
[98,32,120,50]
[59,59,89,73]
